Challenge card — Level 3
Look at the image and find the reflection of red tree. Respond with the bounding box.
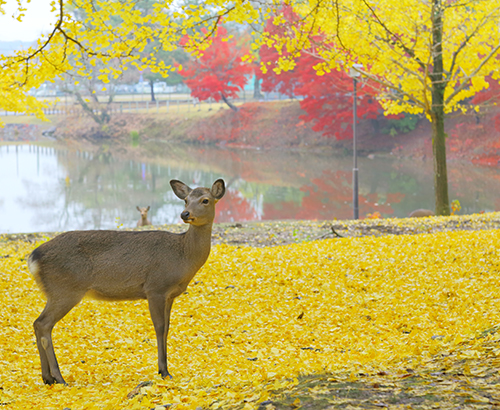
[199,147,303,186]
[214,188,259,223]
[263,170,404,220]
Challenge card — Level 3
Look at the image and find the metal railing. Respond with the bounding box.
[2,91,297,117]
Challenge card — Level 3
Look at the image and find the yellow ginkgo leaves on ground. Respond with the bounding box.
[0,222,499,409]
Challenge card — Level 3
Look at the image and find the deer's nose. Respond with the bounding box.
[181,211,190,220]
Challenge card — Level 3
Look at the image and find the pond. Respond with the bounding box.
[0,141,499,233]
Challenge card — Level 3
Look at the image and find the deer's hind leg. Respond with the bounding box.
[34,293,85,385]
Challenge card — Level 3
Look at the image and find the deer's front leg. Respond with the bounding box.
[147,294,174,379]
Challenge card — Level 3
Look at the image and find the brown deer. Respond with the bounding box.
[409,209,435,218]
[136,205,151,227]
[28,179,225,385]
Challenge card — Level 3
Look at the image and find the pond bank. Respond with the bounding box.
[2,99,500,167]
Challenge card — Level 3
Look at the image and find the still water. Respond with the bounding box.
[0,142,499,233]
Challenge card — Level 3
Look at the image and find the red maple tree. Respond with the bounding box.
[180,26,253,111]
[257,10,384,140]
[470,75,500,130]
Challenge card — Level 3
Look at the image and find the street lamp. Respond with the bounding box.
[348,64,363,220]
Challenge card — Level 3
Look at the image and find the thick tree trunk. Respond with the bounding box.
[430,0,450,216]
[253,76,263,99]
[430,109,450,216]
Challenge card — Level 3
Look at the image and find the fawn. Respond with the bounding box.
[136,205,151,226]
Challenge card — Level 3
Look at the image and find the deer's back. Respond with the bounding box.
[29,230,196,300]
[409,209,435,218]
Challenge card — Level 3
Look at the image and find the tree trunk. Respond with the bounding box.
[220,93,238,112]
[253,75,263,99]
[430,109,450,216]
[430,0,450,216]
[149,80,156,102]
[74,93,106,125]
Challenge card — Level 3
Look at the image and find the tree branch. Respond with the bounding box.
[359,0,426,70]
[445,42,500,105]
[446,6,500,84]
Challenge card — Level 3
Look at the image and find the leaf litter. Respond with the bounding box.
[0,212,499,409]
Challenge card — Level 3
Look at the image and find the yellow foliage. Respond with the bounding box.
[1,215,500,408]
[451,199,462,216]
[280,0,500,118]
[2,0,500,126]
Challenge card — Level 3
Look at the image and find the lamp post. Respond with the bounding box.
[348,64,363,220]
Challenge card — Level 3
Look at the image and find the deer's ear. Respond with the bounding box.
[170,180,192,200]
[211,179,225,201]
[146,206,150,211]
[136,206,141,211]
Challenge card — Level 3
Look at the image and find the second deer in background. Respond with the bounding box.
[409,209,435,218]
[137,206,151,226]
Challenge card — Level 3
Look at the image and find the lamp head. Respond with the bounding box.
[348,63,364,78]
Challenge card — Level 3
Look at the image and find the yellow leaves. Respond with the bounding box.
[1,221,500,408]
[273,0,500,117]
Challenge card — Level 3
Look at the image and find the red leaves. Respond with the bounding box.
[180,27,253,102]
[258,15,382,140]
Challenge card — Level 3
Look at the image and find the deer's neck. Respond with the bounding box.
[183,223,213,267]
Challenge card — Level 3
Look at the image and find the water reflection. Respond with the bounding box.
[0,142,498,233]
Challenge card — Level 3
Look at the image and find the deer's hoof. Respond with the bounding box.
[160,370,173,379]
[43,376,56,385]
[43,375,67,385]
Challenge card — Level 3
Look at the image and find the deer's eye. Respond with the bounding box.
[202,199,209,204]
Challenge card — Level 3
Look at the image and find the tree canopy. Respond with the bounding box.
[4,1,500,120]
[180,26,253,111]
[0,0,262,117]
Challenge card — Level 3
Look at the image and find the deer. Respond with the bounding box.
[28,179,225,385]
[136,205,151,227]
[408,209,435,218]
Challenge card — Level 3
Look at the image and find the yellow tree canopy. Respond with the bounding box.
[265,0,500,119]
[0,0,264,123]
[255,0,500,216]
[2,0,500,124]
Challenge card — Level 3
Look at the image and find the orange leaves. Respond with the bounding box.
[1,220,500,408]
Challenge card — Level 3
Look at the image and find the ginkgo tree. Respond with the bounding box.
[263,0,500,215]
[0,0,262,118]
